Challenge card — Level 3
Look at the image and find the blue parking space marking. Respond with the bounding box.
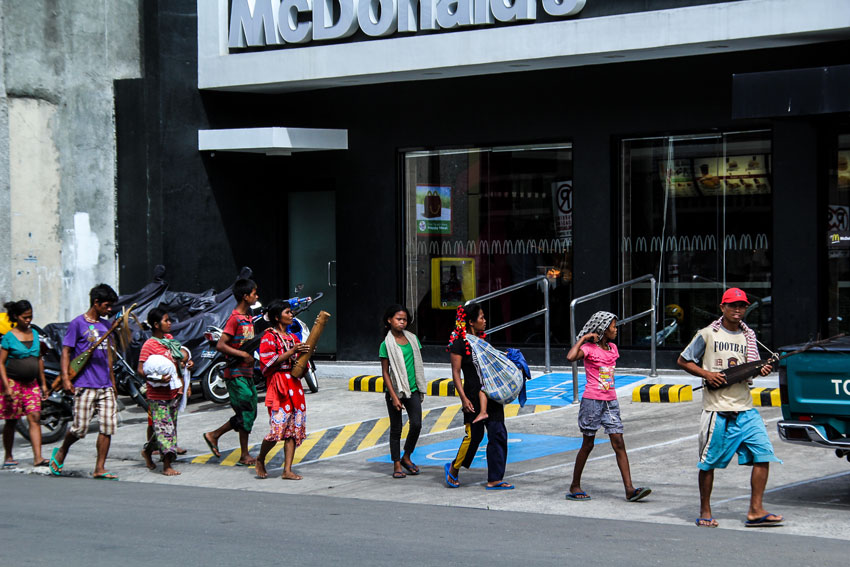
[368,433,608,469]
[522,372,645,406]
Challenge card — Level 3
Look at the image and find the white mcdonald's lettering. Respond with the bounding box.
[229,0,587,47]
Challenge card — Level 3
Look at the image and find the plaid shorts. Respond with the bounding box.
[70,387,117,438]
[0,380,42,419]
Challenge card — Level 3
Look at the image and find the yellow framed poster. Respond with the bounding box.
[431,257,476,309]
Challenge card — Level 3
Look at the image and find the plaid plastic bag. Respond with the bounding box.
[467,335,524,404]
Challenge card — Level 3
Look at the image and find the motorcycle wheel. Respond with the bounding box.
[203,361,230,404]
[305,362,319,393]
[16,403,69,444]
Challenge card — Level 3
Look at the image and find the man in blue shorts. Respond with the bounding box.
[678,288,783,528]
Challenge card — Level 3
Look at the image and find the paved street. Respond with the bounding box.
[3,362,849,561]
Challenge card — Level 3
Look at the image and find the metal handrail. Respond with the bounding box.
[569,274,658,403]
[465,275,551,372]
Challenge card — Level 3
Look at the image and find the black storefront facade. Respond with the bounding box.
[116,0,850,366]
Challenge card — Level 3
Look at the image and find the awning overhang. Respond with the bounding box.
[198,127,348,155]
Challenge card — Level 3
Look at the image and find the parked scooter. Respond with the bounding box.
[196,293,322,404]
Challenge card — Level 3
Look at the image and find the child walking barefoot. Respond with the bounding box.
[565,311,651,503]
[472,390,488,424]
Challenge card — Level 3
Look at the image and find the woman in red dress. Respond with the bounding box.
[255,299,310,479]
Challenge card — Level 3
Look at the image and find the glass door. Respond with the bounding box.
[288,191,337,354]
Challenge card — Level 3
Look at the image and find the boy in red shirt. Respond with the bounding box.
[203,279,259,466]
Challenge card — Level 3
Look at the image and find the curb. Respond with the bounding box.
[751,387,780,407]
[349,376,459,396]
[427,378,458,397]
[348,375,384,392]
[632,384,693,403]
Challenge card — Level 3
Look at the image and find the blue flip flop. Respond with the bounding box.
[745,513,783,527]
[486,481,514,490]
[444,462,459,488]
[627,487,651,502]
[695,518,718,528]
[566,491,591,501]
[48,447,63,477]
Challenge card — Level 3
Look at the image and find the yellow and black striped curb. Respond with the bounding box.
[751,387,780,407]
[427,378,458,397]
[349,375,459,397]
[349,375,384,392]
[632,384,693,403]
[187,402,555,469]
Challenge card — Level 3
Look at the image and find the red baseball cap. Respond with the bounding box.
[721,287,749,305]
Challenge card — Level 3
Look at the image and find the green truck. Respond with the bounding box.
[777,338,850,462]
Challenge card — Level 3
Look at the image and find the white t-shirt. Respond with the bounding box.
[681,325,753,412]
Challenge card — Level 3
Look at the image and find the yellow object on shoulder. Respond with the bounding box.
[0,312,13,335]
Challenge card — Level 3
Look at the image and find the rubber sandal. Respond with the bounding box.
[93,472,119,480]
[392,471,406,479]
[3,460,18,468]
[695,518,718,528]
[745,513,783,527]
[34,460,50,467]
[627,487,652,502]
[486,481,514,490]
[203,433,221,458]
[566,491,592,501]
[400,461,420,475]
[48,448,63,476]
[444,462,459,488]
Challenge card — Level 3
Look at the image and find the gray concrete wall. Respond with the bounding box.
[1,0,142,324]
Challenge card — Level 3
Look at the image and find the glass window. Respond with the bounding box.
[620,131,773,348]
[404,144,573,346]
[827,133,850,335]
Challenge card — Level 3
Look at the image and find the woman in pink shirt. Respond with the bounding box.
[565,311,651,503]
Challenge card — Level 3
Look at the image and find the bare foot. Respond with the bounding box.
[255,460,268,479]
[472,412,488,424]
[162,466,181,476]
[238,456,257,466]
[141,450,156,471]
[282,471,302,480]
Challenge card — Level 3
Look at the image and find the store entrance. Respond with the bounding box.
[288,191,337,355]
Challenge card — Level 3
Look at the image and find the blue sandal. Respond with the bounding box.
[444,462,459,488]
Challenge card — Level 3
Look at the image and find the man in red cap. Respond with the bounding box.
[678,288,783,529]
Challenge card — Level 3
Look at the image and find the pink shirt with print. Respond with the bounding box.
[580,342,619,401]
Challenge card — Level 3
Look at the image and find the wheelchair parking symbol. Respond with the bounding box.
[368,433,601,469]
[521,372,645,406]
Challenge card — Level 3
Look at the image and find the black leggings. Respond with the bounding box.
[385,391,423,462]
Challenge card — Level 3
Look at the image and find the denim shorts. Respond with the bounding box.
[577,397,623,436]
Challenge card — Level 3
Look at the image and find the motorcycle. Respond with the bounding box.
[197,293,322,404]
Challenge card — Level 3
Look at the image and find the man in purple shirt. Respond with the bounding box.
[48,284,120,479]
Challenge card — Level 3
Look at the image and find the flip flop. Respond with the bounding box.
[745,513,784,527]
[444,462,459,488]
[400,461,420,475]
[93,472,119,480]
[175,447,188,455]
[48,448,63,477]
[33,460,50,467]
[203,433,221,458]
[695,518,718,528]
[3,460,18,468]
[392,471,406,479]
[566,491,592,501]
[628,487,652,502]
[486,481,515,490]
